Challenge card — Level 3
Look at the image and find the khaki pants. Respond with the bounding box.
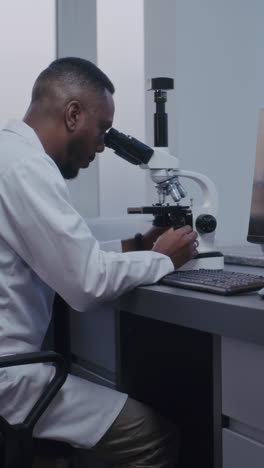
[90,397,180,468]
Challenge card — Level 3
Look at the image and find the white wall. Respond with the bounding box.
[97,0,264,247]
[56,0,147,219]
[0,0,55,128]
[144,0,178,205]
[173,0,264,246]
[97,0,147,216]
[56,0,100,218]
[56,1,264,248]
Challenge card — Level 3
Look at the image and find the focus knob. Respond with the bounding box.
[195,214,217,233]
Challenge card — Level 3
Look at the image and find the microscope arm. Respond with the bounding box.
[172,170,218,216]
[149,168,218,217]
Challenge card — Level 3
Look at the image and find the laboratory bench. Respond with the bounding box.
[67,243,264,468]
[114,262,264,468]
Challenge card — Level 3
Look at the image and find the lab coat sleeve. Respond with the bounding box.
[0,154,174,311]
[99,239,122,252]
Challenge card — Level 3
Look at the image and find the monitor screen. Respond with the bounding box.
[248,109,264,244]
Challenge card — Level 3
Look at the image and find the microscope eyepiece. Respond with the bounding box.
[104,128,153,165]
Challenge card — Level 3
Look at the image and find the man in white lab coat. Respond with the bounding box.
[0,57,198,467]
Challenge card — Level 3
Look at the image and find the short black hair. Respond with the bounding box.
[32,57,115,101]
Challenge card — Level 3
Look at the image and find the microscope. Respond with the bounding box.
[105,77,224,270]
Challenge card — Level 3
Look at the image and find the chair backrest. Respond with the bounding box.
[0,351,68,468]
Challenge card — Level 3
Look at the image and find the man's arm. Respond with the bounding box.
[1,154,178,312]
[122,225,198,270]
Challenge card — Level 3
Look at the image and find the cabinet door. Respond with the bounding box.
[222,337,264,432]
[223,429,264,468]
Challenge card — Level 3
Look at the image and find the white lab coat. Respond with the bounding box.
[0,120,174,448]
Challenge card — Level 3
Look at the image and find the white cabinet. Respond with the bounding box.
[222,337,264,432]
[222,337,264,467]
[223,429,264,468]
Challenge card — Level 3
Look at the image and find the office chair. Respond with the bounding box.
[0,294,80,468]
[0,351,74,468]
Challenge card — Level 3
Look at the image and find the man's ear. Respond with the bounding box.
[65,100,82,132]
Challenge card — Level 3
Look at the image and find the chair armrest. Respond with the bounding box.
[0,351,67,429]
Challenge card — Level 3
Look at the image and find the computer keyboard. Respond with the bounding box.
[160,269,264,295]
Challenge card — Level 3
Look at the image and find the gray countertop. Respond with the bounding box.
[221,244,264,268]
[116,262,264,347]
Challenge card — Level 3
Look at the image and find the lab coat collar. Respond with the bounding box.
[3,119,45,153]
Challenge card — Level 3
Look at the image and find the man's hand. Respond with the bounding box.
[141,226,169,250]
[152,225,198,269]
[121,226,169,252]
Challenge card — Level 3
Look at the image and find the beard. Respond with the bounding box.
[60,131,93,179]
[59,137,86,179]
[59,163,79,180]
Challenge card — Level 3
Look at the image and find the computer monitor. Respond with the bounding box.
[248,109,264,247]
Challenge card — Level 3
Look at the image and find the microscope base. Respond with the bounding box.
[178,252,224,271]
